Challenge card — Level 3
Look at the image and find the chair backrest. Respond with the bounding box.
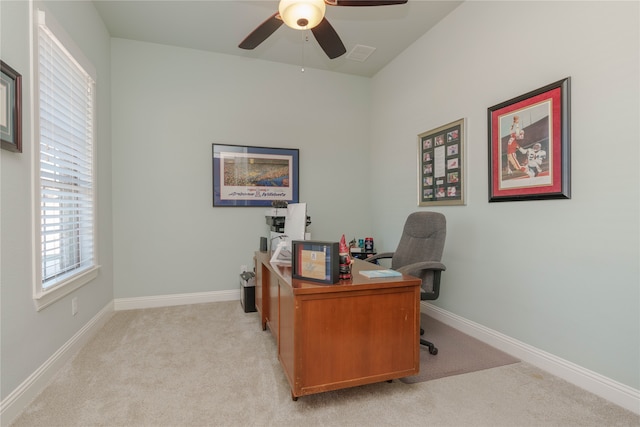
[391,212,446,293]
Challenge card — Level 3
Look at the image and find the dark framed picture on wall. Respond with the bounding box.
[488,77,571,202]
[212,144,299,207]
[1,60,22,153]
[418,118,465,206]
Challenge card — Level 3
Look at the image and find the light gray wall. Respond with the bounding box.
[0,0,113,399]
[110,39,373,298]
[370,1,639,389]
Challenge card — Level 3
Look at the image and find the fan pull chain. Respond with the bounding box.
[301,31,309,73]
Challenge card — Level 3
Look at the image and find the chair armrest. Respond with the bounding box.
[398,261,446,301]
[396,261,446,276]
[362,252,394,263]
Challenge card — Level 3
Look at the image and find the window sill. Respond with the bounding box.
[33,265,101,311]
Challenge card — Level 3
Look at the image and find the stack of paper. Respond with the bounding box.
[359,269,401,278]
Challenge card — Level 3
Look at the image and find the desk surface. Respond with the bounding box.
[268,256,419,294]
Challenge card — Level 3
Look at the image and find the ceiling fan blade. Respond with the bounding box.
[311,18,346,59]
[239,12,283,50]
[327,0,407,6]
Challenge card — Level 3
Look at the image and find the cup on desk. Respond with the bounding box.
[364,237,374,252]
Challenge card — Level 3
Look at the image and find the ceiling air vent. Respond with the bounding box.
[346,45,376,62]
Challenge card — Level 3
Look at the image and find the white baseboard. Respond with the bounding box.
[0,301,114,427]
[113,289,239,311]
[422,302,640,415]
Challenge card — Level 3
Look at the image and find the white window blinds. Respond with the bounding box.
[37,11,96,289]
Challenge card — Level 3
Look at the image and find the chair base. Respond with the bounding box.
[420,327,438,355]
[420,338,438,355]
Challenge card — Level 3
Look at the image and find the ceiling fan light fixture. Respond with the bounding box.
[279,0,326,30]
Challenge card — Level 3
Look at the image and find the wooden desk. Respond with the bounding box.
[254,251,421,400]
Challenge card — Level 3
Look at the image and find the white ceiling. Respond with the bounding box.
[92,0,463,77]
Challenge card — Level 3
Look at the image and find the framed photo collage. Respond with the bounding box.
[418,118,465,206]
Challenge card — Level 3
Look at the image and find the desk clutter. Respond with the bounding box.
[348,237,374,251]
[265,211,311,233]
[348,237,377,260]
[260,201,379,279]
[265,203,310,265]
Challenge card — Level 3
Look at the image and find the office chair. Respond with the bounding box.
[365,212,446,355]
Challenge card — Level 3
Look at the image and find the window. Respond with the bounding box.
[33,7,99,310]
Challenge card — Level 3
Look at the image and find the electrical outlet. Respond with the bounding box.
[72,297,78,316]
[240,264,247,273]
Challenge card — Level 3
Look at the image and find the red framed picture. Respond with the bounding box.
[488,78,571,202]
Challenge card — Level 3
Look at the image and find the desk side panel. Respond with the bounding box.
[268,269,280,342]
[278,278,296,391]
[255,255,265,330]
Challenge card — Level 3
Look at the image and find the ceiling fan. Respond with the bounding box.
[239,0,408,59]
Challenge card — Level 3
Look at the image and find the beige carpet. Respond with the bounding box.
[9,301,639,427]
[400,313,519,384]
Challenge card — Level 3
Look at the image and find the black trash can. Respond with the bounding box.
[240,271,256,313]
